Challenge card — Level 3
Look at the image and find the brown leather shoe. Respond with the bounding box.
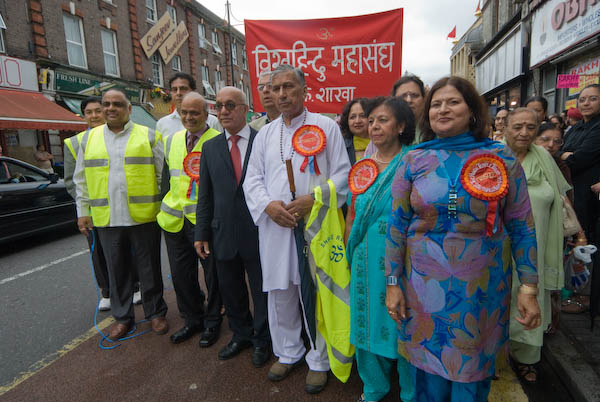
[108,323,131,341]
[151,317,169,335]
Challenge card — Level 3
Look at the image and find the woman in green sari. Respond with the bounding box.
[346,96,416,402]
[505,107,570,383]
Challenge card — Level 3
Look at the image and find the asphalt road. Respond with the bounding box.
[0,226,172,389]
[0,226,576,401]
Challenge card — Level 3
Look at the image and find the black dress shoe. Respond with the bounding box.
[199,326,220,348]
[251,346,271,368]
[170,325,203,344]
[218,340,252,360]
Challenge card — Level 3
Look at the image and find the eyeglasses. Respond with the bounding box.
[538,136,563,145]
[579,96,599,103]
[257,84,272,92]
[398,92,422,100]
[215,101,242,111]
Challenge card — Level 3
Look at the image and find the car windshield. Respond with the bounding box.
[0,160,47,184]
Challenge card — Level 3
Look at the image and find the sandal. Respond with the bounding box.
[516,363,538,384]
[561,298,587,314]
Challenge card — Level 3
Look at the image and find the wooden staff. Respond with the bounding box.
[285,159,296,201]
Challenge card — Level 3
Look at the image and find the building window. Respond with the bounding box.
[215,69,223,91]
[212,30,222,55]
[63,14,88,69]
[101,30,120,77]
[171,55,181,71]
[0,13,6,54]
[242,47,247,70]
[146,0,157,22]
[151,53,163,87]
[167,4,177,25]
[231,41,238,65]
[198,24,210,50]
[201,65,215,97]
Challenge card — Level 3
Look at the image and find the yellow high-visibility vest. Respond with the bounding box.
[64,130,88,160]
[81,124,161,226]
[157,127,220,232]
[305,179,354,383]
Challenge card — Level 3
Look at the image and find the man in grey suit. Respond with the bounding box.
[195,87,270,367]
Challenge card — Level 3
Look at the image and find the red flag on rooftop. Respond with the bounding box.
[447,26,456,40]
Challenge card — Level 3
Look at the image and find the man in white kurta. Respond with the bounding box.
[243,65,350,394]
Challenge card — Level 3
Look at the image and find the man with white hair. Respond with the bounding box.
[249,70,280,131]
[243,65,351,394]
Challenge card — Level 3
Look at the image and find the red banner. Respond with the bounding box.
[244,9,403,114]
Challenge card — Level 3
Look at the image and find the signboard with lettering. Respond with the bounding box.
[531,0,600,68]
[568,57,600,96]
[141,12,176,58]
[244,9,403,113]
[0,55,38,91]
[159,22,189,64]
[556,74,579,88]
[55,70,140,102]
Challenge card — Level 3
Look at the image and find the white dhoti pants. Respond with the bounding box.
[268,284,329,372]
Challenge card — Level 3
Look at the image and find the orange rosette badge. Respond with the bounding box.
[183,151,202,200]
[292,125,326,175]
[348,158,379,195]
[460,153,508,236]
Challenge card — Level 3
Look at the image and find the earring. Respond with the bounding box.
[470,116,477,126]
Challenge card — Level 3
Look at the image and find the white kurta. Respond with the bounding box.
[243,110,351,291]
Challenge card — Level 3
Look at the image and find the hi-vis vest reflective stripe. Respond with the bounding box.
[157,127,220,232]
[81,124,161,226]
[64,130,88,160]
[305,179,354,383]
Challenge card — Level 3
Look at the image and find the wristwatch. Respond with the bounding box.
[385,276,398,286]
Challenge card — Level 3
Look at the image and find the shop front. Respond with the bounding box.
[529,0,600,112]
[0,56,87,171]
[475,20,528,117]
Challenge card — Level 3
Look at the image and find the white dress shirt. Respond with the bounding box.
[225,124,251,164]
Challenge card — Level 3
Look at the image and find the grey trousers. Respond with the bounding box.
[96,222,168,325]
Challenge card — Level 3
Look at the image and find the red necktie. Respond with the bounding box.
[187,132,200,153]
[230,134,242,184]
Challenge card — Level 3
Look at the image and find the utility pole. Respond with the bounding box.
[226,0,235,86]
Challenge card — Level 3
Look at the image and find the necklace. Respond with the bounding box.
[371,150,394,165]
[280,109,307,163]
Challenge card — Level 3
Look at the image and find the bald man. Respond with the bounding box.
[158,92,223,345]
[195,87,270,367]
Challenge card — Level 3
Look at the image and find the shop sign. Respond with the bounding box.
[567,57,600,96]
[141,12,175,58]
[159,22,188,64]
[556,74,580,88]
[0,55,38,91]
[55,70,140,103]
[531,0,600,67]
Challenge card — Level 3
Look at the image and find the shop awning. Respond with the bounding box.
[63,97,157,130]
[0,89,88,131]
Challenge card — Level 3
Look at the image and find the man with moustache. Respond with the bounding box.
[249,71,280,131]
[195,86,270,366]
[74,88,168,340]
[243,65,351,393]
[156,73,222,138]
[158,92,222,345]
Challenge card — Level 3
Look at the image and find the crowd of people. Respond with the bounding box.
[64,64,599,402]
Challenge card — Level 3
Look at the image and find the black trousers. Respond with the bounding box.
[87,227,139,298]
[96,222,167,325]
[217,254,269,347]
[163,219,222,329]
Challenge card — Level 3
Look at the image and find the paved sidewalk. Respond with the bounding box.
[1,290,529,402]
[543,312,600,402]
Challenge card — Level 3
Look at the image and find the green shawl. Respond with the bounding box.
[521,144,570,290]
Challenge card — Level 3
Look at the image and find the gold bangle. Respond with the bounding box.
[519,284,539,296]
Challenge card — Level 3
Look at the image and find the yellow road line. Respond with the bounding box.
[0,316,114,396]
[489,361,529,402]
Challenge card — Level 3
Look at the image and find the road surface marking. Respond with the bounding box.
[0,315,114,395]
[0,249,88,286]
